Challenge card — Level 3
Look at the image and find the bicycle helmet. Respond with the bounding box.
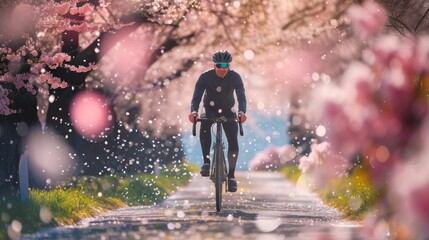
[212,50,232,63]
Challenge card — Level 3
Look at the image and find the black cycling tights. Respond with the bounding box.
[200,121,239,179]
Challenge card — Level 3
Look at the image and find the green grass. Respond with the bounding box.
[0,161,196,239]
[317,166,380,219]
[278,165,302,183]
[279,164,379,220]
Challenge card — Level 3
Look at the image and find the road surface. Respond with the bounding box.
[22,171,363,239]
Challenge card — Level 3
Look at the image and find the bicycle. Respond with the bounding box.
[192,114,244,212]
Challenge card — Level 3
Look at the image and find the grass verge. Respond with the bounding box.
[0,161,196,239]
[317,165,380,219]
[279,164,379,220]
[278,165,302,183]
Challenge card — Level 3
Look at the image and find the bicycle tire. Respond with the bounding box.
[215,146,223,212]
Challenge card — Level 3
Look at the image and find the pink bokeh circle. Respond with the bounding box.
[70,91,112,140]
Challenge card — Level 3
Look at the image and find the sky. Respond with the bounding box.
[182,113,289,170]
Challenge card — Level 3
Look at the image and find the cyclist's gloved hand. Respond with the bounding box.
[238,112,247,123]
[188,112,198,123]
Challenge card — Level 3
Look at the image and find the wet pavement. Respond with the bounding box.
[22,171,363,239]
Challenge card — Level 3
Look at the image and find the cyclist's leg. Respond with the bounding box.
[223,121,239,179]
[200,121,212,165]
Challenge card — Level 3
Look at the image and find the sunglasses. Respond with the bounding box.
[215,63,229,69]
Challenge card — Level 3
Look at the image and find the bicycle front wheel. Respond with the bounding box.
[214,147,224,212]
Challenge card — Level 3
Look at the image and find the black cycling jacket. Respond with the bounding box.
[190,69,246,117]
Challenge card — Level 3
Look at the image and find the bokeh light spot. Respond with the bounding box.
[244,50,255,60]
[255,216,282,232]
[315,125,326,137]
[39,207,52,223]
[375,145,390,162]
[70,91,112,140]
[349,196,363,212]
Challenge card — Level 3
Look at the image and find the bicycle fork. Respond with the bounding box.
[210,142,228,192]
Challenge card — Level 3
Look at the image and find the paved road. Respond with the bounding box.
[22,171,363,239]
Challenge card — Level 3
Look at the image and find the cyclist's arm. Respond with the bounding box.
[190,75,205,112]
[235,75,247,114]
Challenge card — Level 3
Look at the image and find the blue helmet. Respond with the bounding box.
[212,50,232,63]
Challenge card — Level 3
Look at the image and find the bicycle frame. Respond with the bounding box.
[192,115,243,212]
[211,119,227,211]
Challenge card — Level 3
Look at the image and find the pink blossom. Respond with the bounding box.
[298,140,350,188]
[39,52,71,69]
[388,120,429,235]
[249,146,281,171]
[6,54,21,61]
[38,73,51,83]
[0,72,11,82]
[30,50,38,57]
[55,2,71,15]
[41,18,61,29]
[75,65,89,72]
[416,36,429,72]
[69,22,89,32]
[0,105,16,115]
[19,48,27,57]
[372,35,416,75]
[360,216,391,240]
[348,1,386,37]
[0,87,11,100]
[38,73,65,89]
[410,182,429,225]
[249,145,297,171]
[60,82,68,88]
[47,76,57,84]
[24,84,37,95]
[304,2,429,234]
[51,82,60,89]
[51,52,71,64]
[313,33,429,163]
[0,73,34,95]
[0,86,15,115]
[319,100,366,157]
[69,3,94,16]
[66,63,99,73]
[30,63,45,74]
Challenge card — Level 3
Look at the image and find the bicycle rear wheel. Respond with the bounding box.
[214,147,224,212]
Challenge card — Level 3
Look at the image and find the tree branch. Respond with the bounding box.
[415,6,429,32]
[281,2,327,30]
[388,16,411,35]
[143,59,195,91]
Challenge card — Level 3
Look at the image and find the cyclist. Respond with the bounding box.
[188,50,247,192]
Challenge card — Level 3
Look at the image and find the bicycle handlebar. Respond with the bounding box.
[192,115,244,136]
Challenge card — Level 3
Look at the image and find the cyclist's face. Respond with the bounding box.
[214,64,229,78]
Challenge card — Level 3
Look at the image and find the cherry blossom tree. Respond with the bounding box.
[2,0,322,189]
[295,1,429,238]
[1,0,201,189]
[3,2,427,238]
[245,0,429,237]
